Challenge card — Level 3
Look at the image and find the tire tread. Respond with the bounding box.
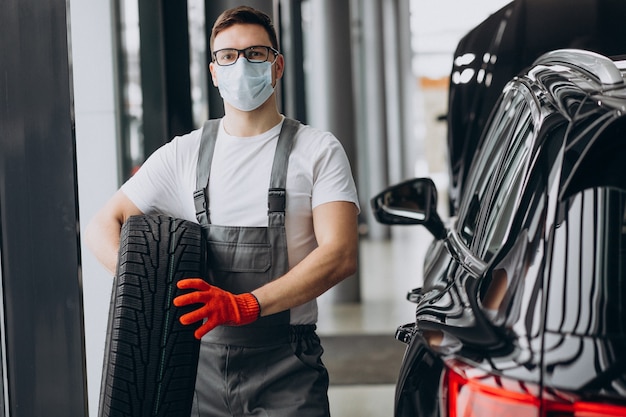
[98,215,204,417]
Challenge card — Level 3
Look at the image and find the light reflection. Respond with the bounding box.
[118,0,144,179]
[451,68,477,85]
[485,72,493,87]
[459,68,476,84]
[188,0,208,127]
[477,69,485,84]
[454,53,476,67]
[452,69,474,85]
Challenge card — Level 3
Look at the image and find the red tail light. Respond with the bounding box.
[445,362,540,417]
[444,361,626,417]
[546,402,626,417]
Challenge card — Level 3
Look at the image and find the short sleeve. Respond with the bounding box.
[120,129,201,221]
[310,134,360,212]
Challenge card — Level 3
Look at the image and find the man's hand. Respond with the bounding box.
[173,279,260,339]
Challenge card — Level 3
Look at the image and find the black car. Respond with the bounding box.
[373,49,626,416]
[446,0,626,215]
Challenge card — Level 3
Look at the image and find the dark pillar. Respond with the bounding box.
[138,0,194,156]
[0,0,89,415]
[277,0,307,122]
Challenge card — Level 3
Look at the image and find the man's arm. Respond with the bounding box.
[85,189,144,276]
[251,200,359,316]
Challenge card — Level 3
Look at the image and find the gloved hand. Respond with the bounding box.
[173,278,260,339]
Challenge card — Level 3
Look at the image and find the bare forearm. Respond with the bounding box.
[252,243,357,316]
[252,201,359,316]
[85,215,123,276]
[85,190,143,276]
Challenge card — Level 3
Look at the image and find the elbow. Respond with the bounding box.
[84,214,109,254]
[345,252,358,277]
[337,246,358,280]
[84,219,97,253]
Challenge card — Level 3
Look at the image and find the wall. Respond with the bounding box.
[69,0,118,415]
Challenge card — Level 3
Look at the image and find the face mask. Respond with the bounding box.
[215,58,274,111]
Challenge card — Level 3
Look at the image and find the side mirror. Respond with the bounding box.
[370,178,446,240]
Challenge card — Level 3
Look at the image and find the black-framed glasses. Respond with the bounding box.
[212,45,279,66]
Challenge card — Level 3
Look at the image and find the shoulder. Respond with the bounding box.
[293,123,350,170]
[144,127,203,160]
[291,120,333,140]
[151,126,204,169]
[291,121,343,153]
[170,126,204,151]
[132,126,203,180]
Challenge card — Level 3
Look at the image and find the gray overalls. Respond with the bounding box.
[190,118,330,417]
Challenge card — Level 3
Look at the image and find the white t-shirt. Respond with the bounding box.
[121,117,360,324]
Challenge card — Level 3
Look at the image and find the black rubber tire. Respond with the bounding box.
[98,215,205,417]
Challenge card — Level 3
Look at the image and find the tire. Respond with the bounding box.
[98,215,205,417]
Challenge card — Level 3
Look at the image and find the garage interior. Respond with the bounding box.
[1,0,510,416]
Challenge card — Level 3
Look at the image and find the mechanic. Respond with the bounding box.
[85,5,359,417]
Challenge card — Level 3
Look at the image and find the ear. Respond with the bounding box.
[272,54,285,85]
[209,61,218,87]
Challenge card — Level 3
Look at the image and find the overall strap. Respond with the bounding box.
[194,119,221,226]
[193,117,301,227]
[268,118,300,227]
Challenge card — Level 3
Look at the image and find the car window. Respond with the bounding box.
[479,188,546,337]
[547,187,626,337]
[561,116,626,199]
[456,86,529,246]
[546,115,626,337]
[478,130,563,335]
[476,106,534,261]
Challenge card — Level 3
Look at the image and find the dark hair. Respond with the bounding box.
[210,6,279,52]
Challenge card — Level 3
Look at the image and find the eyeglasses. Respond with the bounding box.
[212,46,279,66]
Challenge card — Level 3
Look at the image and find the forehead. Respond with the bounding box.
[213,23,272,50]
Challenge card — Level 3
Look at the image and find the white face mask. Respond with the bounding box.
[215,58,274,111]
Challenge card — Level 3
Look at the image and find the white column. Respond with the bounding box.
[69,0,119,415]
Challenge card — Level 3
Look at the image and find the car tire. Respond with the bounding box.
[98,214,205,417]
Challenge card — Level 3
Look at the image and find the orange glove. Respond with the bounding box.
[173,279,260,339]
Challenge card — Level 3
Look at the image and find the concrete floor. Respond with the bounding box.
[318,227,432,417]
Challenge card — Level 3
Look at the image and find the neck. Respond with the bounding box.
[222,97,282,137]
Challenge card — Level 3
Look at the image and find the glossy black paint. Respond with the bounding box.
[374,50,626,416]
[446,0,626,215]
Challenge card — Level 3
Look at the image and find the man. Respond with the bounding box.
[86,5,359,417]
